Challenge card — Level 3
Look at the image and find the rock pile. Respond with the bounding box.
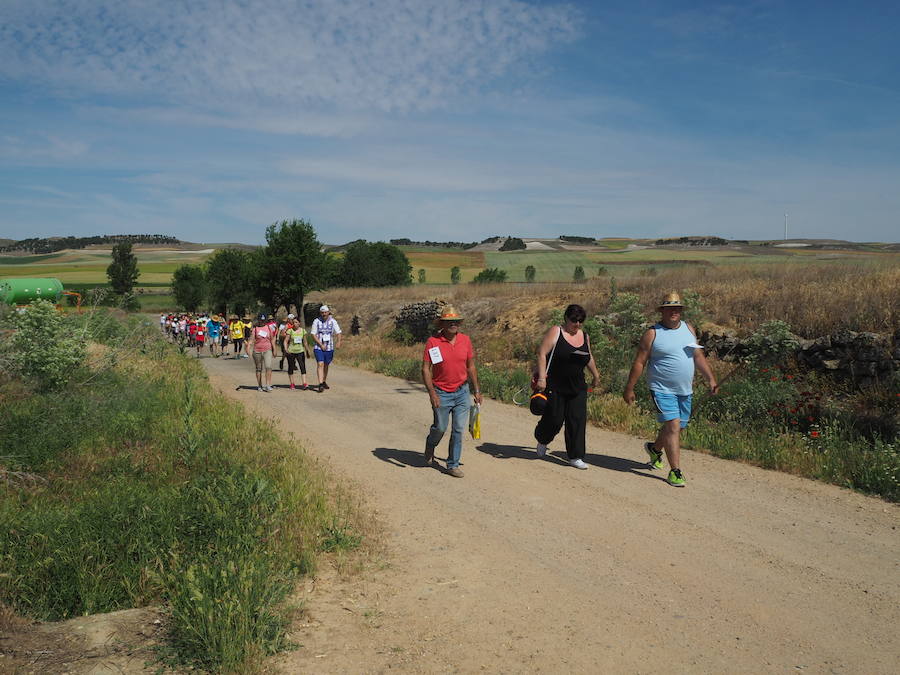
[394,300,444,342]
[701,327,899,386]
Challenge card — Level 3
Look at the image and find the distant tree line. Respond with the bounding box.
[172,220,411,315]
[0,234,180,254]
[655,236,729,246]
[390,238,478,249]
[559,235,595,244]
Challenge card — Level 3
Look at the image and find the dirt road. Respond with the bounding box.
[202,355,898,674]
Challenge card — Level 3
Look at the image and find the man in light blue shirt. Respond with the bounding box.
[624,292,718,487]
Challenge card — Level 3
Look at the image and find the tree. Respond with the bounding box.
[525,265,536,282]
[205,248,257,315]
[171,264,206,312]
[257,219,331,313]
[573,266,586,282]
[471,268,508,283]
[450,266,461,284]
[499,237,526,251]
[336,240,412,287]
[106,241,140,295]
[418,268,426,284]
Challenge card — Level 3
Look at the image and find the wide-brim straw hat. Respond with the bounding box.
[436,305,463,323]
[657,293,684,309]
[212,314,222,322]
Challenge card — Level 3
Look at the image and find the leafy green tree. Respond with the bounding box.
[573,266,586,282]
[471,268,508,283]
[205,248,257,315]
[525,265,536,282]
[257,219,332,312]
[106,241,140,295]
[450,266,461,284]
[418,268,426,284]
[171,264,207,312]
[336,240,412,287]
[597,265,608,276]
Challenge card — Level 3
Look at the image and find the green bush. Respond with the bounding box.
[4,300,87,391]
[472,268,508,283]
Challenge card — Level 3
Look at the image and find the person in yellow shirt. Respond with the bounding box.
[229,315,245,359]
[283,316,311,390]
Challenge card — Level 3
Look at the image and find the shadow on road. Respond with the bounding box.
[476,442,567,466]
[582,453,668,482]
[373,447,444,471]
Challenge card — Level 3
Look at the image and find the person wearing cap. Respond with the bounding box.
[310,305,342,391]
[623,292,718,487]
[422,306,483,478]
[533,303,601,470]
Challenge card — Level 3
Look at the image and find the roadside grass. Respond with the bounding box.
[0,309,363,671]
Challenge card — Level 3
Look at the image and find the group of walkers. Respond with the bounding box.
[164,291,716,488]
[422,292,717,487]
[161,305,342,393]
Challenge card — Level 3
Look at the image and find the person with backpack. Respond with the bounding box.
[533,304,601,469]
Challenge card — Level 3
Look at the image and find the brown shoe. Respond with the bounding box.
[447,467,464,478]
[424,446,435,464]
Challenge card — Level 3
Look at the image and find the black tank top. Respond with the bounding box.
[547,328,591,395]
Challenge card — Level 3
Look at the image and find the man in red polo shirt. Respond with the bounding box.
[422,305,483,478]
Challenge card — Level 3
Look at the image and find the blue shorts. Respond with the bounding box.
[651,392,692,428]
[313,347,334,364]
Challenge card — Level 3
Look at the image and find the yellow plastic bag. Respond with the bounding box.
[469,403,481,440]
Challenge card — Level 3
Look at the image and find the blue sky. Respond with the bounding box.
[1,0,898,244]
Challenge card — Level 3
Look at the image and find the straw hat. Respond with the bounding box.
[437,305,463,322]
[657,292,684,310]
[212,314,222,322]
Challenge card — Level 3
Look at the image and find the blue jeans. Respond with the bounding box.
[426,384,471,469]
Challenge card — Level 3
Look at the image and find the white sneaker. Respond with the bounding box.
[265,386,273,392]
[258,386,264,392]
[536,443,548,458]
[570,458,588,470]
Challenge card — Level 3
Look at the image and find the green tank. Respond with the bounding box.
[0,278,65,305]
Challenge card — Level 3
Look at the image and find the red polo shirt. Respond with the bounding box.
[424,332,474,392]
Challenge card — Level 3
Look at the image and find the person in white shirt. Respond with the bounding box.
[310,305,342,392]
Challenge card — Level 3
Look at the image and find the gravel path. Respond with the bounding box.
[202,354,899,674]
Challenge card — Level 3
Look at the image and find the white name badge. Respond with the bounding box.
[258,330,268,338]
[293,335,303,344]
[428,346,443,364]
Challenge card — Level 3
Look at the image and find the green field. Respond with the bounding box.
[2,241,897,293]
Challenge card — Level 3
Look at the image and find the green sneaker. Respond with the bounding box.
[667,468,686,487]
[644,442,664,470]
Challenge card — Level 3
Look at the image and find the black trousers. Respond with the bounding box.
[534,389,587,459]
[286,352,306,375]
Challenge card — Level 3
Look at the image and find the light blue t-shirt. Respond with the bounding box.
[647,321,697,396]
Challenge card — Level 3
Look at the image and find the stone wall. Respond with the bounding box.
[701,327,899,386]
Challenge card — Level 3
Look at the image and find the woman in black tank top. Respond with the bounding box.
[533,304,601,469]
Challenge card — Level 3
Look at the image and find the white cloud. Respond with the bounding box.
[1,0,581,115]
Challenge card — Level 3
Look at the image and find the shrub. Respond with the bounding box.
[4,300,87,391]
[472,268,508,284]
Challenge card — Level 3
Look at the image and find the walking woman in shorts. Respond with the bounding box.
[283,316,310,390]
[533,304,601,469]
[251,314,276,392]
